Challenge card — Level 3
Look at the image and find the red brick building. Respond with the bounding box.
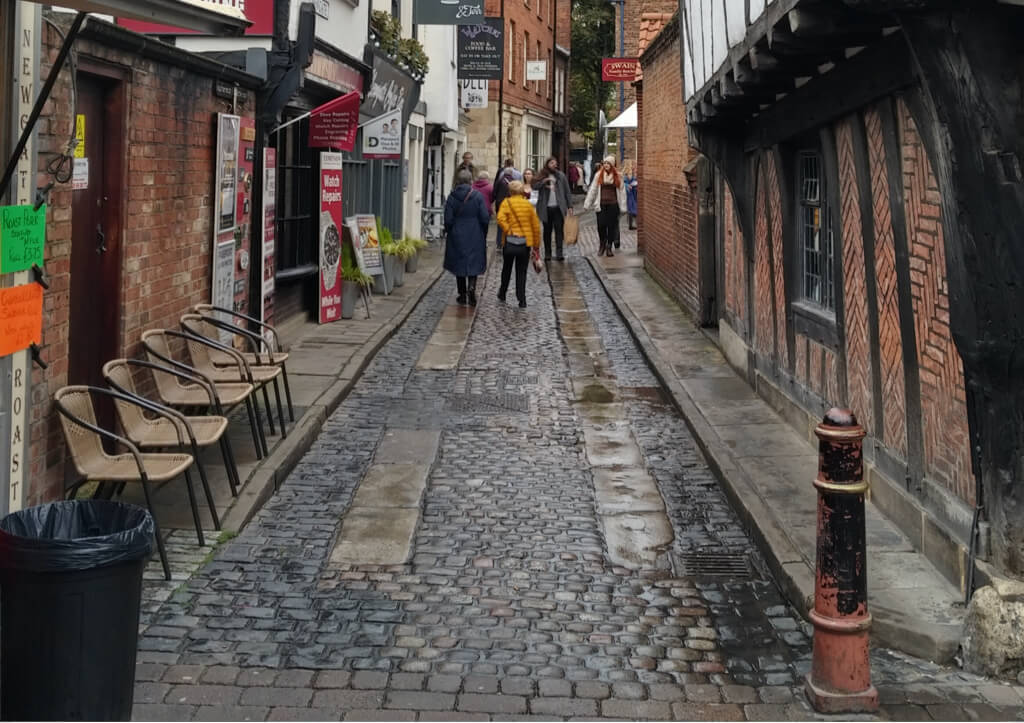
[466,0,570,174]
[25,16,262,505]
[640,1,1024,600]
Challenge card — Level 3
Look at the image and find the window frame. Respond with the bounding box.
[789,140,841,347]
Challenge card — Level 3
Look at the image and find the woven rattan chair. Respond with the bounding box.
[54,385,206,579]
[178,316,287,440]
[191,304,294,422]
[140,329,267,459]
[103,359,240,509]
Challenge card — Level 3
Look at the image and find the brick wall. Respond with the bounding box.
[487,0,559,115]
[635,19,701,317]
[899,99,972,503]
[837,116,876,436]
[865,105,909,458]
[26,24,253,505]
[722,184,746,334]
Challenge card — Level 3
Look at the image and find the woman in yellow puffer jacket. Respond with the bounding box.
[496,180,541,308]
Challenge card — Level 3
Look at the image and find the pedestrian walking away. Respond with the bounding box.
[492,159,521,248]
[623,159,638,230]
[567,161,581,194]
[536,156,573,262]
[444,169,489,306]
[496,180,541,309]
[472,171,495,215]
[583,155,627,257]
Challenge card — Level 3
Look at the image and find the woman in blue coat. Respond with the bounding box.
[444,169,490,306]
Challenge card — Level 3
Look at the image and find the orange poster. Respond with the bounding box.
[0,283,43,358]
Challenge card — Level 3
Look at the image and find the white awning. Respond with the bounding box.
[605,102,637,129]
[41,0,249,34]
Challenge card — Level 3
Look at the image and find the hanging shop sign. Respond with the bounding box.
[460,79,488,109]
[118,0,271,35]
[361,47,421,124]
[414,0,484,25]
[457,18,503,80]
[362,108,403,159]
[526,60,547,81]
[319,152,344,324]
[601,57,639,81]
[309,91,360,150]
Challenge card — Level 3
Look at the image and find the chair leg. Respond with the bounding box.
[219,435,241,497]
[281,365,295,422]
[244,397,264,460]
[182,468,205,547]
[138,476,171,580]
[261,383,276,436]
[191,441,221,531]
[249,395,269,457]
[273,378,287,439]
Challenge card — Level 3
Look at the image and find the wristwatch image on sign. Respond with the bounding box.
[321,210,341,292]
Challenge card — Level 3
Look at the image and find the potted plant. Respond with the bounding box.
[382,237,406,287]
[404,236,428,273]
[341,266,374,319]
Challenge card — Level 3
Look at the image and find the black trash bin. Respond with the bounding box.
[0,500,155,721]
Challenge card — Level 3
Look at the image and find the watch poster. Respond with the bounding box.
[319,152,344,324]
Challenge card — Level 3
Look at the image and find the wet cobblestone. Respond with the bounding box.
[134,234,1024,720]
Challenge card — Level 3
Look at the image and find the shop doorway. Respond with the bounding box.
[68,70,125,424]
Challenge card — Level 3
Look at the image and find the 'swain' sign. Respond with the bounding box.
[601,58,639,81]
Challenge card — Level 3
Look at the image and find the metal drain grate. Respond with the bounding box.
[676,550,757,578]
[446,392,529,414]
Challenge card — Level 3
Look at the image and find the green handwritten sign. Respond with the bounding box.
[0,204,46,274]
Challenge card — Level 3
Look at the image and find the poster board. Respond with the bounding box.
[261,147,276,338]
[319,152,344,324]
[212,113,240,342]
[353,214,384,277]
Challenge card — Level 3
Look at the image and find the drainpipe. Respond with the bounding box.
[497,0,505,174]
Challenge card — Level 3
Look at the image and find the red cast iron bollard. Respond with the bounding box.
[805,408,878,714]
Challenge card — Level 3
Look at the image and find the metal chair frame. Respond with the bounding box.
[103,358,240,507]
[191,304,295,422]
[175,320,288,443]
[54,386,203,580]
[141,330,267,459]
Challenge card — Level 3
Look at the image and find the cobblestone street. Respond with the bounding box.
[131,222,1024,721]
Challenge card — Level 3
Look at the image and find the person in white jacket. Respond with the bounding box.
[583,155,628,257]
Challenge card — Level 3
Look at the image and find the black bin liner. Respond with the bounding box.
[0,500,155,721]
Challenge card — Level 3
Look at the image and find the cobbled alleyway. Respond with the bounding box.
[132,220,1024,721]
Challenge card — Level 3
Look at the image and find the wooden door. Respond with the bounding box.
[69,73,124,408]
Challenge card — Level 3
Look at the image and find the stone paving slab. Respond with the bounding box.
[582,240,965,663]
[128,215,1024,722]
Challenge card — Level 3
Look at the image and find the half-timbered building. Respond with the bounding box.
[675,0,1024,613]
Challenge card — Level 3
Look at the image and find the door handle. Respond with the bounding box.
[96,224,106,254]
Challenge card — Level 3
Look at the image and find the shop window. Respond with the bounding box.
[276,117,318,277]
[798,151,835,312]
[527,127,546,172]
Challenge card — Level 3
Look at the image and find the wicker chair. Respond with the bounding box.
[178,315,287,440]
[54,385,205,579]
[190,304,294,422]
[103,359,240,509]
[140,329,267,459]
